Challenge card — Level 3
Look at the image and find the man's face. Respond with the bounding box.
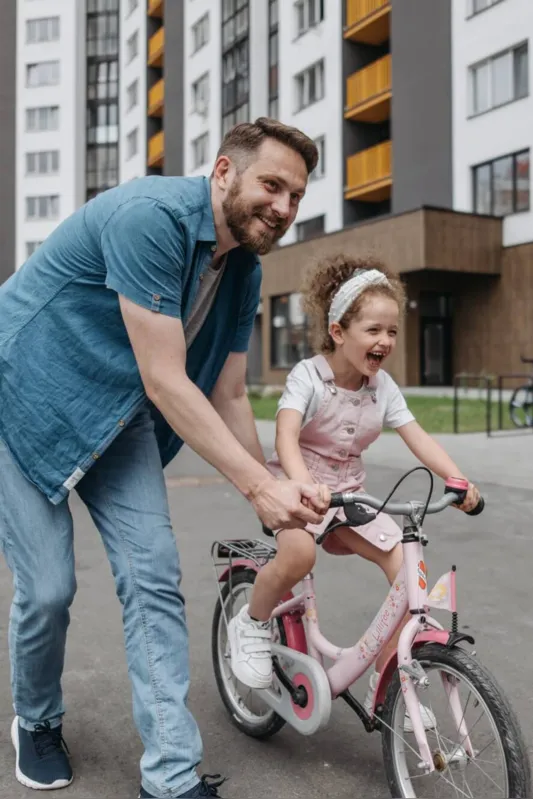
[221,139,308,255]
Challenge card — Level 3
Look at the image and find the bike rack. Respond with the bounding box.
[453,372,533,436]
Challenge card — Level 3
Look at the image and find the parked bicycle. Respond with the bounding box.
[211,473,530,798]
[509,355,533,428]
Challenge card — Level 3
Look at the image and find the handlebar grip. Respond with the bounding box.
[329,492,344,508]
[466,496,485,516]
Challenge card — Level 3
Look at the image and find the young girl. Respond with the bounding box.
[228,256,480,726]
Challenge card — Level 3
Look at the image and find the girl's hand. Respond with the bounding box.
[302,483,331,514]
[454,481,480,513]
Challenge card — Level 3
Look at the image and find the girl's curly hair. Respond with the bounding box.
[301,255,406,354]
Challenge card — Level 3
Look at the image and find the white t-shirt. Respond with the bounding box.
[277,358,415,429]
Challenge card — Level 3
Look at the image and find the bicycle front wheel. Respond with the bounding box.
[509,384,533,428]
[381,643,531,798]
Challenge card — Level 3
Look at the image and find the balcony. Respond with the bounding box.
[148,78,164,117]
[345,140,392,202]
[344,0,391,45]
[148,27,164,68]
[345,54,391,123]
[148,130,164,168]
[148,0,163,18]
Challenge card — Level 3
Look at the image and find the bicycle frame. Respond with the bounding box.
[267,516,473,772]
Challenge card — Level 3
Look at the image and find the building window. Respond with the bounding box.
[26,151,60,176]
[26,106,59,132]
[473,149,529,216]
[296,214,325,241]
[26,196,59,221]
[26,17,60,44]
[469,42,528,116]
[295,0,324,36]
[126,128,138,160]
[295,60,325,111]
[268,0,279,118]
[86,0,120,202]
[87,8,119,56]
[192,72,210,116]
[192,133,209,169]
[192,12,209,53]
[467,0,505,17]
[127,79,138,110]
[309,136,325,181]
[26,241,43,258]
[271,294,313,369]
[221,0,250,136]
[26,61,60,88]
[127,30,139,63]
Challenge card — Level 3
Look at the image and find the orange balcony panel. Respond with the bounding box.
[345,54,391,122]
[345,140,392,202]
[148,78,164,117]
[344,0,391,45]
[148,27,164,68]
[148,130,164,168]
[148,0,164,18]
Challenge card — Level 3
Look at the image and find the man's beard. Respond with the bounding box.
[222,178,286,255]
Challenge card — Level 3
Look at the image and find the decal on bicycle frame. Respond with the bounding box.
[418,560,427,590]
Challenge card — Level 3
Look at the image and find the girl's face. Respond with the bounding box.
[331,294,399,377]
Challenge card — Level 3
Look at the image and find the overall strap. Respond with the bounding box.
[311,355,337,394]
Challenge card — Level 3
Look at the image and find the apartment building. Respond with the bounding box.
[260,0,533,388]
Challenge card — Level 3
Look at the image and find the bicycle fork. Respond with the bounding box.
[399,534,474,772]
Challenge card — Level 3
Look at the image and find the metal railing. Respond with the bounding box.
[453,372,533,436]
[346,0,390,29]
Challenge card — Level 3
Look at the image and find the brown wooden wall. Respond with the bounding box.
[259,207,504,387]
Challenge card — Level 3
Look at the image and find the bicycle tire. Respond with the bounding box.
[509,383,533,428]
[211,568,287,739]
[381,643,531,798]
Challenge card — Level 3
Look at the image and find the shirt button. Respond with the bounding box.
[351,399,360,406]
[379,534,386,542]
[346,427,355,434]
[332,464,339,472]
[153,294,161,301]
[199,274,204,281]
[339,450,346,457]
[92,452,100,460]
[118,419,125,427]
[211,244,217,252]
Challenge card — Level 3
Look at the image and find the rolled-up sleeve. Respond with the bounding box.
[231,264,262,353]
[101,198,186,319]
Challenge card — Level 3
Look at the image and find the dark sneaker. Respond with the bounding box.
[11,716,73,790]
[139,774,226,798]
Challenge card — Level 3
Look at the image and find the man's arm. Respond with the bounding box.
[210,352,265,465]
[118,296,326,529]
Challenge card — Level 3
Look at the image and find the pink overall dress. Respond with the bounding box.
[266,354,402,555]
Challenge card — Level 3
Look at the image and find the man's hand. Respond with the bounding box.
[453,481,480,513]
[250,478,329,530]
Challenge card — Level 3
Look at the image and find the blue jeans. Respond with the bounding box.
[0,409,202,798]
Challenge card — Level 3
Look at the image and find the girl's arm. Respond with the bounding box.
[275,409,315,484]
[396,420,480,510]
[396,420,465,480]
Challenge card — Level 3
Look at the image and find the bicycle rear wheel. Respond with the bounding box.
[509,384,533,428]
[381,643,531,798]
[211,568,287,739]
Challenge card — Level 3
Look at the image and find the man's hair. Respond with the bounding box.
[215,117,319,175]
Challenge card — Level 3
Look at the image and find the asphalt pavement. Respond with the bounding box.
[0,436,532,798]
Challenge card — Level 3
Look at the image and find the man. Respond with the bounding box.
[0,118,327,798]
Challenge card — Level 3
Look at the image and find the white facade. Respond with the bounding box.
[182,0,344,243]
[452,0,533,246]
[16,0,86,269]
[119,0,147,183]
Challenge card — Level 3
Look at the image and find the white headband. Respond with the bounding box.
[328,269,390,326]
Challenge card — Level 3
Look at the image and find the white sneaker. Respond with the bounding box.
[364,670,436,732]
[227,604,273,689]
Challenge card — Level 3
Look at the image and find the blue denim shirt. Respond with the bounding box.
[0,176,261,504]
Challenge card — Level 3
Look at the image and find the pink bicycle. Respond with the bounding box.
[211,475,531,798]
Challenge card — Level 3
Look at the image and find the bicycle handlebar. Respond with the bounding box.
[328,489,485,518]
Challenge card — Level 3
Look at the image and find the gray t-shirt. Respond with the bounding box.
[184,256,227,347]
